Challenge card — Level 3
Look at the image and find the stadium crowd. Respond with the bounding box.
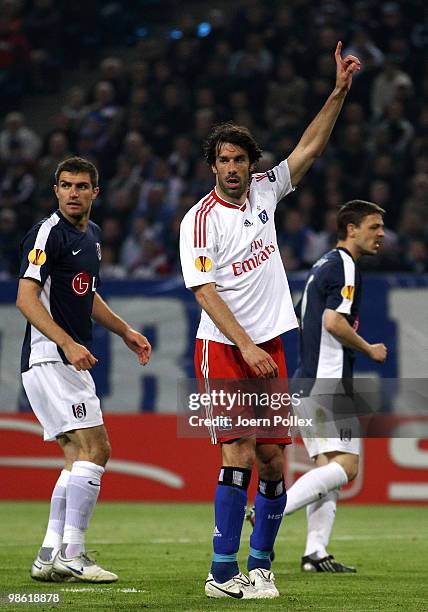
[0,0,427,279]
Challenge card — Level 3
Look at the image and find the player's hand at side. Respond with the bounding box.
[122,328,152,366]
[368,343,387,363]
[334,41,361,94]
[62,339,98,370]
[241,345,279,378]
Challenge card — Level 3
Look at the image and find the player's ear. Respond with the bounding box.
[347,222,357,238]
[53,185,59,199]
[92,186,100,200]
[211,164,217,174]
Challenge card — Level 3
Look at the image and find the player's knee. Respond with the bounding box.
[82,440,111,467]
[346,461,359,482]
[221,438,256,469]
[256,449,284,480]
[340,457,359,482]
[98,439,111,466]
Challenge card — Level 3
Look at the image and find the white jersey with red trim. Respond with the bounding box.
[179,159,298,345]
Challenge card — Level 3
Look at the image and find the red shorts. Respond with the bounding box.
[194,336,291,445]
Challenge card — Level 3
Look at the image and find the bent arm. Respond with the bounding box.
[92,291,129,336]
[17,278,73,348]
[92,292,152,365]
[193,283,278,377]
[16,278,97,370]
[324,309,387,362]
[194,283,253,350]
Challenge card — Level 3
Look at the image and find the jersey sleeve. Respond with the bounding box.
[179,208,217,289]
[320,258,356,315]
[253,159,295,204]
[19,225,59,285]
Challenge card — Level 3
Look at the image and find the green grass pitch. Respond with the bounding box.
[0,502,427,611]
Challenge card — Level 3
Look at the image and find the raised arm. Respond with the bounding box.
[92,292,151,365]
[287,41,361,186]
[193,283,278,378]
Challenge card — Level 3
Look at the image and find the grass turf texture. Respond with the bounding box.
[0,503,427,611]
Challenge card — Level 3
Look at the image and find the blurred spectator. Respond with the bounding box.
[0,158,35,230]
[99,56,131,106]
[375,100,414,160]
[403,239,428,273]
[136,181,176,236]
[278,209,315,269]
[168,135,196,181]
[0,15,31,112]
[371,56,413,120]
[99,245,126,279]
[0,207,20,278]
[100,217,123,260]
[344,27,384,71]
[24,0,61,93]
[36,131,71,192]
[0,112,41,163]
[120,220,169,278]
[105,158,141,216]
[3,0,426,275]
[402,173,428,218]
[61,86,90,132]
[304,209,338,265]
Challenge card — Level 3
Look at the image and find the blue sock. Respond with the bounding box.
[248,478,287,571]
[211,466,251,583]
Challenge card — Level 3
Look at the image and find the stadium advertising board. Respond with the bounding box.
[0,414,427,504]
[0,275,427,502]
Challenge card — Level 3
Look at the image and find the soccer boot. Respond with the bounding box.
[205,572,265,599]
[52,552,118,583]
[249,568,279,598]
[31,553,76,582]
[301,554,357,573]
[245,505,275,562]
[30,554,56,582]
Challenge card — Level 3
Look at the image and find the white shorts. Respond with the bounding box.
[22,361,103,441]
[294,394,360,459]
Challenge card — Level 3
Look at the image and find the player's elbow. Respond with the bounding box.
[192,283,216,307]
[323,310,340,334]
[16,290,28,314]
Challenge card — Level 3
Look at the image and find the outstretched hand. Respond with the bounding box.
[335,41,361,94]
[123,328,152,365]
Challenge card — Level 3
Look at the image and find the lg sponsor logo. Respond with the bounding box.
[71,272,96,296]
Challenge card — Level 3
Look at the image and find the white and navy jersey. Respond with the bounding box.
[19,210,102,372]
[180,160,298,345]
[294,247,362,381]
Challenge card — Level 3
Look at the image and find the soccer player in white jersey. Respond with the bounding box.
[16,157,151,583]
[179,42,361,599]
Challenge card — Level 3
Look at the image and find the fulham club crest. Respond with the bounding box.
[72,403,87,419]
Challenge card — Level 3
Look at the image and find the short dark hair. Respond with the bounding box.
[203,122,263,166]
[337,200,385,239]
[55,156,99,187]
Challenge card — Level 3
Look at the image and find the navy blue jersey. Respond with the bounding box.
[19,210,102,372]
[294,247,362,381]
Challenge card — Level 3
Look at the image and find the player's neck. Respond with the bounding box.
[215,185,247,207]
[336,240,359,261]
[60,210,89,232]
